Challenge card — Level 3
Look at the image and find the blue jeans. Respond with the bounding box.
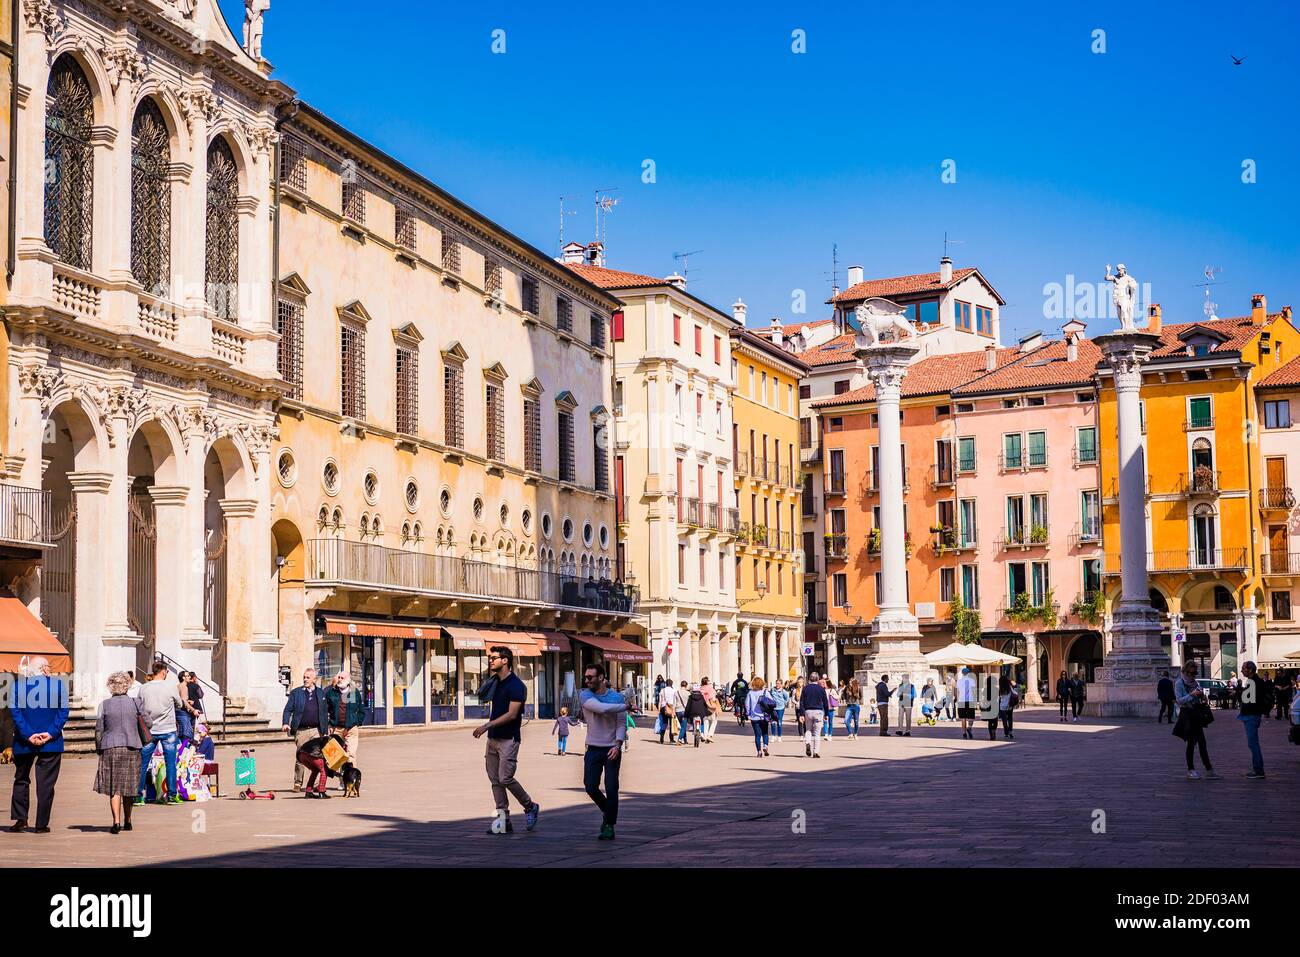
[558,735,567,754]
[679,713,690,742]
[1238,713,1264,773]
[139,731,179,799]
[751,719,770,752]
[177,710,193,742]
[823,710,834,736]
[772,709,785,737]
[844,703,860,735]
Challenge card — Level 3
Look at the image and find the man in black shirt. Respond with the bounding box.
[1156,671,1175,723]
[472,646,540,833]
[875,675,894,737]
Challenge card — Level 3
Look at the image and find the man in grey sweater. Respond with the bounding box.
[579,663,628,840]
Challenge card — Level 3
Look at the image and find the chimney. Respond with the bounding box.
[584,242,605,267]
[1283,305,1293,322]
[940,256,953,284]
[1067,335,1078,363]
[1251,294,1267,325]
[731,298,747,325]
[1018,330,1044,354]
[846,265,864,288]
[768,316,783,346]
[984,342,997,372]
[1147,303,1162,333]
[560,241,585,265]
[666,272,687,291]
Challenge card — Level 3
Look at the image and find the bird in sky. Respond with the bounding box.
[1230,54,1246,65]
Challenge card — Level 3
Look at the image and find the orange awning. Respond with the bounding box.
[0,589,71,673]
[443,626,541,656]
[571,633,653,663]
[323,617,440,640]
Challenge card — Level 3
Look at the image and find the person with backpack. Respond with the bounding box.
[685,684,710,747]
[1237,660,1273,780]
[746,677,775,757]
[729,673,750,727]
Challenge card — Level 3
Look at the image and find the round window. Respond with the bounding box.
[541,513,553,539]
[439,488,452,517]
[599,524,609,549]
[562,517,574,542]
[404,479,419,513]
[363,470,380,505]
[322,460,340,496]
[583,522,594,547]
[277,450,297,488]
[521,508,533,535]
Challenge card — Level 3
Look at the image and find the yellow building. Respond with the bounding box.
[730,317,809,682]
[1099,297,1300,677]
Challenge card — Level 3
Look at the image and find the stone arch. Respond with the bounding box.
[204,432,254,501]
[206,124,255,191]
[130,83,189,156]
[128,416,184,487]
[43,395,106,473]
[45,44,113,127]
[272,518,304,572]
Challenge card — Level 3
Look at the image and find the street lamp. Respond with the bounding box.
[737,580,768,608]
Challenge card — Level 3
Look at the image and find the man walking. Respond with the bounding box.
[1069,671,1086,721]
[894,674,915,737]
[656,678,676,745]
[1156,670,1176,724]
[800,672,828,758]
[326,671,365,788]
[956,667,977,739]
[137,661,186,804]
[282,667,329,792]
[875,674,894,737]
[1237,660,1274,780]
[472,646,540,833]
[944,673,957,721]
[7,657,68,833]
[579,664,627,840]
[1273,669,1293,721]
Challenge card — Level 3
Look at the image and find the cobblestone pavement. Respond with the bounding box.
[1,707,1296,867]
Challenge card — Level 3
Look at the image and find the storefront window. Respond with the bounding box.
[430,637,456,710]
[389,637,426,723]
[462,652,490,719]
[314,637,342,683]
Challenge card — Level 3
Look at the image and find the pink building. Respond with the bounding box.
[947,325,1104,701]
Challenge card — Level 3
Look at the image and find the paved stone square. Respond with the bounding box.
[1,707,1296,868]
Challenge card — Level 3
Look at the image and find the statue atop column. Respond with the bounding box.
[854,298,918,348]
[244,0,269,59]
[1104,263,1139,331]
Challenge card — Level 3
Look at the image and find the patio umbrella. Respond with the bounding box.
[924,641,1021,667]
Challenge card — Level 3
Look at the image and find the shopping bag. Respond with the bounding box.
[322,737,348,772]
[234,754,257,788]
[654,714,664,735]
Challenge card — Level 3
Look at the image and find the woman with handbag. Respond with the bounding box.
[745,677,774,757]
[1173,662,1219,780]
[95,671,148,834]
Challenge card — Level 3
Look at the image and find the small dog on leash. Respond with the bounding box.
[340,763,362,798]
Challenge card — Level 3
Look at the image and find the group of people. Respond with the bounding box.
[281,667,366,797]
[1054,671,1089,722]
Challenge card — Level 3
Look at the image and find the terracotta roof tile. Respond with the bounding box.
[1148,314,1276,359]
[563,263,668,290]
[951,338,1102,395]
[810,347,1020,408]
[800,333,858,367]
[1256,354,1300,390]
[782,317,835,335]
[831,267,978,304]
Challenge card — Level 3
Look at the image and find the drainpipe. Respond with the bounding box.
[7,0,19,285]
[1242,368,1257,659]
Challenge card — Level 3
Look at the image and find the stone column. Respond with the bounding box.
[740,623,751,678]
[1025,632,1043,704]
[765,627,778,683]
[148,486,190,666]
[709,631,721,685]
[753,625,766,681]
[219,498,258,708]
[779,627,792,682]
[246,442,282,715]
[1087,331,1168,716]
[852,334,930,697]
[825,635,839,685]
[723,632,738,684]
[67,471,117,703]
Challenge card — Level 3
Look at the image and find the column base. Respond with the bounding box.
[1085,599,1169,717]
[247,634,285,720]
[856,614,934,717]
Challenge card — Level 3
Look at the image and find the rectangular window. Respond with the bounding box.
[556,296,573,333]
[912,299,940,325]
[953,300,972,330]
[694,325,703,356]
[1188,396,1212,429]
[342,178,365,224]
[714,334,722,364]
[832,573,848,607]
[558,410,575,482]
[278,135,307,191]
[590,311,606,349]
[958,436,976,472]
[394,205,416,250]
[443,365,464,449]
[1007,562,1028,605]
[959,499,977,547]
[520,275,539,316]
[1264,399,1291,429]
[523,397,541,472]
[484,259,503,299]
[719,552,726,591]
[695,392,704,430]
[760,372,768,405]
[834,379,850,395]
[339,320,366,420]
[1003,433,1023,469]
[673,313,682,345]
[803,531,816,571]
[787,383,794,413]
[874,572,882,604]
[1027,396,1045,407]
[611,310,625,342]
[485,382,505,460]
[940,567,955,602]
[1081,489,1100,540]
[1031,561,1050,606]
[1076,426,1097,463]
[699,547,707,588]
[441,231,461,275]
[395,347,418,435]
[1076,391,1093,403]
[678,545,686,586]
[961,565,979,609]
[276,297,304,400]
[716,400,723,435]
[1030,493,1048,533]
[1271,591,1292,621]
[799,384,811,400]
[975,305,993,334]
[827,417,844,433]
[829,448,845,492]
[1082,558,1101,596]
[956,402,974,413]
[1027,431,1047,468]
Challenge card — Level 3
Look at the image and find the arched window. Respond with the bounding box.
[130,99,171,293]
[43,56,95,270]
[205,137,239,319]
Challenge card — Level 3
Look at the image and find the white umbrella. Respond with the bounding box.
[924,641,1021,667]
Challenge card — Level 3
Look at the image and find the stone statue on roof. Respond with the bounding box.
[1105,263,1139,331]
[244,0,269,59]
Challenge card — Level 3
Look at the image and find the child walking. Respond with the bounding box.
[551,707,576,755]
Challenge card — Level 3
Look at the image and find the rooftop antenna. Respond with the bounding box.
[558,196,578,253]
[943,231,965,259]
[1193,265,1225,321]
[823,242,840,296]
[673,249,704,282]
[595,187,620,248]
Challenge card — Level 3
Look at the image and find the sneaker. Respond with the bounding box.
[1245,770,1266,779]
[304,791,319,799]
[317,790,331,799]
[524,803,540,831]
[168,795,185,805]
[1204,770,1220,780]
[598,823,615,841]
[132,798,146,807]
[292,783,302,793]
[762,747,769,757]
[1187,770,1201,780]
[813,753,822,759]
[805,743,812,757]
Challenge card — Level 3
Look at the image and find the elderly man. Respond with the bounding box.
[325,671,365,787]
[282,668,329,791]
[8,657,69,833]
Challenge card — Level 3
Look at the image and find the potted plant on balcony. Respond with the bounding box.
[752,524,768,546]
[949,593,982,645]
[823,532,836,555]
[1070,590,1104,625]
[1192,463,1214,492]
[738,521,751,543]
[1030,523,1049,544]
[868,527,881,553]
[903,529,913,558]
[1007,591,1036,624]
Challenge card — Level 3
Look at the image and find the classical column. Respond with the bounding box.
[709,631,721,685]
[825,634,839,685]
[1025,632,1043,704]
[752,625,766,681]
[219,498,258,707]
[148,486,190,666]
[1087,330,1168,716]
[740,623,751,677]
[852,326,932,695]
[779,627,792,682]
[67,471,117,703]
[723,632,738,684]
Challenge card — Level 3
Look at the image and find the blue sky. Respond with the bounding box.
[221,0,1300,341]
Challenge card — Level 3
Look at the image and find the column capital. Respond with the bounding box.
[1095,330,1161,389]
[858,342,922,400]
[67,470,114,493]
[219,497,258,519]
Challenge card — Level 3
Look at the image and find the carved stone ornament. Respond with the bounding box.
[102,44,145,92]
[18,364,64,414]
[71,383,156,447]
[237,421,278,464]
[242,122,277,158]
[23,0,62,45]
[171,0,197,18]
[175,86,219,134]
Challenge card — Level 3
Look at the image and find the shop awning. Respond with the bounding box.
[0,589,71,673]
[535,631,571,653]
[442,626,540,656]
[572,633,653,663]
[323,617,439,640]
[1256,633,1300,669]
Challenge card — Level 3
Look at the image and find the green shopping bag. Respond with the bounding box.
[234,754,257,788]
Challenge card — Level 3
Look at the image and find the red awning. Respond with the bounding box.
[572,633,653,663]
[535,631,571,653]
[323,617,439,640]
[0,589,71,673]
[442,626,540,656]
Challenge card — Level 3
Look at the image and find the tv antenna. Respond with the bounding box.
[558,196,578,252]
[943,231,965,259]
[823,242,840,295]
[673,249,704,281]
[594,188,620,247]
[1194,265,1225,320]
